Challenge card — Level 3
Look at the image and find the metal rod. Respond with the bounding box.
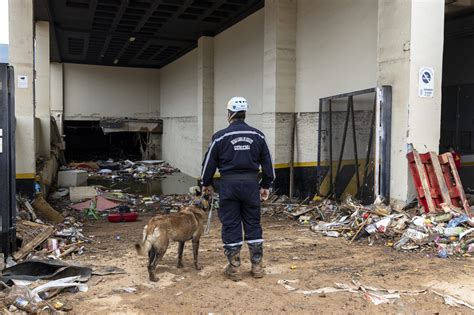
[350,96,360,196]
[317,99,323,195]
[380,86,392,202]
[320,88,376,101]
[335,97,351,192]
[328,100,333,195]
[359,95,377,200]
[289,113,296,200]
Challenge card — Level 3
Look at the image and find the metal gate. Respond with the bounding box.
[0,63,17,258]
[316,86,391,204]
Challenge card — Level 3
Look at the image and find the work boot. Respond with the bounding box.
[248,242,264,278]
[224,246,242,281]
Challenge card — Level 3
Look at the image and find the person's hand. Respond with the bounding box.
[260,188,270,201]
[202,185,214,196]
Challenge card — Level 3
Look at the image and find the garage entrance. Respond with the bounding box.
[441,3,474,189]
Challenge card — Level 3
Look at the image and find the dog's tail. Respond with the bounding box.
[135,225,153,256]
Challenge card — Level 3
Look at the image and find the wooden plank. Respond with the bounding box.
[13,225,55,260]
[430,152,452,207]
[412,149,437,212]
[289,207,316,218]
[445,153,473,217]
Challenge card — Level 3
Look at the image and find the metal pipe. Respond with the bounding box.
[350,96,360,196]
[317,99,323,195]
[359,95,376,200]
[329,100,333,195]
[335,97,351,193]
[320,88,376,101]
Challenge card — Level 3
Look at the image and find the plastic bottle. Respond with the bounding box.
[438,247,448,258]
[13,297,38,314]
[444,227,465,237]
[433,213,453,223]
[447,215,469,228]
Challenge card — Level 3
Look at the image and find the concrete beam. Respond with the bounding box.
[8,0,36,180]
[35,21,51,157]
[377,0,444,203]
[50,62,64,135]
[263,0,296,164]
[197,36,214,160]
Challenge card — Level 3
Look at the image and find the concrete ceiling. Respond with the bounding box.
[35,0,263,68]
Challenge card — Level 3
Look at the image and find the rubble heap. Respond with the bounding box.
[264,195,474,258]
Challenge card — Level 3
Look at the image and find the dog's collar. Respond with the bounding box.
[193,199,206,209]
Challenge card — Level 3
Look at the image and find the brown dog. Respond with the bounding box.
[135,195,209,282]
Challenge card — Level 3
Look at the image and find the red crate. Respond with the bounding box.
[407,149,472,217]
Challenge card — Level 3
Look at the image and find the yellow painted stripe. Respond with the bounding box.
[275,160,354,169]
[16,173,36,179]
[461,162,474,166]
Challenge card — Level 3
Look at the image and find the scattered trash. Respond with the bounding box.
[267,195,474,258]
[71,196,120,212]
[432,291,474,310]
[113,287,137,294]
[278,279,428,306]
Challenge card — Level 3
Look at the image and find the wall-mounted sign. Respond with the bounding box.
[18,75,28,89]
[418,67,434,98]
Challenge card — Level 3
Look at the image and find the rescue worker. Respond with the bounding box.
[201,96,275,281]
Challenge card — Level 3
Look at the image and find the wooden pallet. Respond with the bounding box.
[407,149,472,216]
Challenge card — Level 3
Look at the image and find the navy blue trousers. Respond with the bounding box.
[218,180,263,248]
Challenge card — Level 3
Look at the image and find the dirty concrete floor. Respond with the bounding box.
[65,213,474,314]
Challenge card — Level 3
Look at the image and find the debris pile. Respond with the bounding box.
[264,195,474,258]
[67,159,179,183]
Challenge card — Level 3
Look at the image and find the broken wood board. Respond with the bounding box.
[288,207,317,218]
[14,221,55,260]
[32,195,64,224]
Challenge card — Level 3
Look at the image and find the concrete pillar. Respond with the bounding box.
[50,62,64,136]
[263,0,296,165]
[197,36,214,159]
[35,21,51,157]
[377,0,444,203]
[8,0,36,191]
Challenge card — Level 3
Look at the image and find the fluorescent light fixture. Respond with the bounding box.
[113,59,119,64]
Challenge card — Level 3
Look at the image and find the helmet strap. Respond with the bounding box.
[227,111,237,123]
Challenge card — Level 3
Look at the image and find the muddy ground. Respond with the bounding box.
[64,212,474,314]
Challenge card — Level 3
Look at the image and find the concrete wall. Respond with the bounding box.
[377,0,444,202]
[160,50,198,117]
[63,63,160,120]
[9,0,36,180]
[214,10,264,131]
[160,11,265,178]
[295,0,378,113]
[159,49,200,176]
[50,62,64,134]
[295,0,378,163]
[35,21,50,157]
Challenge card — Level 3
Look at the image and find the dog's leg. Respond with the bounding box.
[177,241,185,268]
[192,238,202,270]
[148,247,160,282]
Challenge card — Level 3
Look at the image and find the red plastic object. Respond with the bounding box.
[107,212,138,223]
[407,149,472,217]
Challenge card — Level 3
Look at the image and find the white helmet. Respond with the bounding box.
[227,96,248,112]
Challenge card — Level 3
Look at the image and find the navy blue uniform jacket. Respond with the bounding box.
[201,120,275,189]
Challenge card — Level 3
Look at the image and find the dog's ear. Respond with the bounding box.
[200,196,210,210]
